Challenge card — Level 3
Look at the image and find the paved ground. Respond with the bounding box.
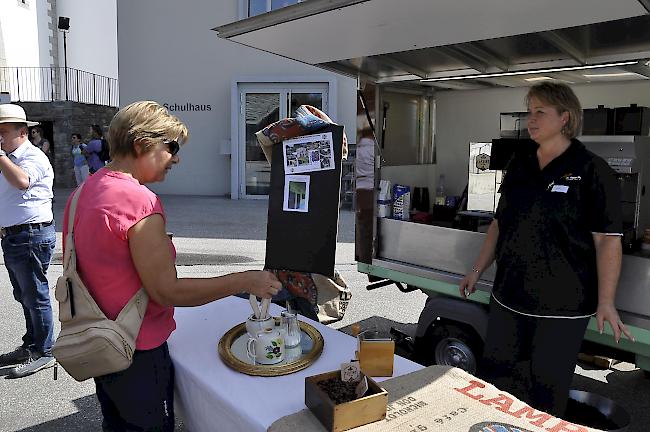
[0,189,648,431]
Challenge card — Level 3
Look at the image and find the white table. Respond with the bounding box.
[167,296,423,432]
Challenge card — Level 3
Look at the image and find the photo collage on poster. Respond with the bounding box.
[282,132,334,213]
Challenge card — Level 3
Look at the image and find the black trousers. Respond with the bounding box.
[95,342,175,432]
[479,298,589,417]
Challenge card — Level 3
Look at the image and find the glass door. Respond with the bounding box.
[242,92,283,197]
[239,83,327,198]
[289,91,324,117]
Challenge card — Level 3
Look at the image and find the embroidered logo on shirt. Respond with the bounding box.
[561,173,581,181]
[547,173,580,192]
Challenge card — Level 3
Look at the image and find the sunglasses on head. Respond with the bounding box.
[162,139,180,156]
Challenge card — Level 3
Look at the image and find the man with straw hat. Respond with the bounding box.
[0,104,56,378]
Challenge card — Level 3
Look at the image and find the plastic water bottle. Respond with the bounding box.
[435,174,446,206]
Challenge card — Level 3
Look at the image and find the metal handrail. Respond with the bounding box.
[0,66,118,107]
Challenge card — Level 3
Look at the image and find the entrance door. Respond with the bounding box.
[239,83,328,198]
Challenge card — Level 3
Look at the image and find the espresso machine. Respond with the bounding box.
[581,135,650,251]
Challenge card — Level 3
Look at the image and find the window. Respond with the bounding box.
[248,0,267,17]
[248,0,302,17]
[271,0,300,9]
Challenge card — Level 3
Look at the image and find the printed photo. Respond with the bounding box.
[320,157,331,169]
[283,175,310,213]
[283,132,335,174]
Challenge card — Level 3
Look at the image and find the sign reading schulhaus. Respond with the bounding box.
[163,102,212,112]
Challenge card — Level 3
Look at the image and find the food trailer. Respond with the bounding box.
[216,0,650,374]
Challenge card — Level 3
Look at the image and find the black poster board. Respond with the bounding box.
[264,124,344,277]
[489,138,537,170]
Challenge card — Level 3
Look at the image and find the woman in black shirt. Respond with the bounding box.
[459,82,634,416]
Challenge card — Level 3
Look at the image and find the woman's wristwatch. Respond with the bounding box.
[471,267,481,275]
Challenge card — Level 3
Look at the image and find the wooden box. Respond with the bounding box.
[305,370,388,432]
[358,339,395,377]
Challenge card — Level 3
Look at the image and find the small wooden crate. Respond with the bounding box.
[305,370,388,432]
[358,339,395,377]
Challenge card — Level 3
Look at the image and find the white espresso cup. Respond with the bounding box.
[247,328,285,365]
[245,314,275,338]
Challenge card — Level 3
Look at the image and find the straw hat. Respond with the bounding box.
[0,104,39,127]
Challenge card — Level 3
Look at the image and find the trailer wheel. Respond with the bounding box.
[425,323,482,375]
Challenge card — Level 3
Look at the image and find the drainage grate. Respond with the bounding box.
[50,252,255,266]
[175,253,255,266]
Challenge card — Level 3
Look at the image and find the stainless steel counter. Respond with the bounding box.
[378,218,496,281]
[377,218,650,321]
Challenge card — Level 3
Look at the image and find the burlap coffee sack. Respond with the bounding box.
[268,366,603,432]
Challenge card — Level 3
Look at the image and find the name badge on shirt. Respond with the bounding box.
[551,184,569,193]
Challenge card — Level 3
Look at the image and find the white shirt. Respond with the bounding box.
[0,140,54,227]
[355,137,375,190]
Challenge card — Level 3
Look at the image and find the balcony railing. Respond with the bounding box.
[0,66,118,107]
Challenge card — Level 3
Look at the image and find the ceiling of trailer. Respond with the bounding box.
[215,0,650,90]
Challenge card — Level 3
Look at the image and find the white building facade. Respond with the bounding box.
[0,0,117,84]
[0,0,120,187]
[116,0,357,198]
[54,0,118,79]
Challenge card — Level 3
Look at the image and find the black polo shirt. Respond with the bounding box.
[493,139,622,317]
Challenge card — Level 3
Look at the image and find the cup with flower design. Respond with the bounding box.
[246,328,285,365]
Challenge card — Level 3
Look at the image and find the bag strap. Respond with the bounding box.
[63,185,85,271]
[63,185,149,320]
[116,287,149,323]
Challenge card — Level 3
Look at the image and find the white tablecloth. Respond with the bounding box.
[167,296,423,432]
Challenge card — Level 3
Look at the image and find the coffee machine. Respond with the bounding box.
[581,135,650,251]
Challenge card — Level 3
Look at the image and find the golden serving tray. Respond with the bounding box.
[218,320,324,376]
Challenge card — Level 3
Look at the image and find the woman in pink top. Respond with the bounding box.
[63,101,281,432]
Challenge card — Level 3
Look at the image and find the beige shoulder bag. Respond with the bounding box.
[53,184,148,382]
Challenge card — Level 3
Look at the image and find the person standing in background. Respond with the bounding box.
[71,133,89,185]
[86,124,106,174]
[355,126,375,264]
[30,126,51,157]
[0,104,56,378]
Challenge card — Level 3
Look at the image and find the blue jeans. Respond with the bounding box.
[1,223,56,356]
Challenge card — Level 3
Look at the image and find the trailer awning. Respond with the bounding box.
[215,0,650,89]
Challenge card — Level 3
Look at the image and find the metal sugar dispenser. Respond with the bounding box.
[280,310,301,348]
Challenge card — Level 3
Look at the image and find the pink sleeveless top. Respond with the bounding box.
[63,169,176,350]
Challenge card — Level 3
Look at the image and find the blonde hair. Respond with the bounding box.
[525,82,582,139]
[108,101,189,158]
